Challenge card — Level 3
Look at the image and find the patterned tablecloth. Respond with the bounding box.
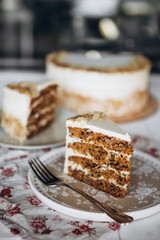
[0,135,160,240]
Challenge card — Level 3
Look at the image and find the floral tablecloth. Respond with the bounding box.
[0,136,160,240]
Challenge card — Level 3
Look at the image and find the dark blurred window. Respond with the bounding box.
[24,0,72,58]
[0,0,160,72]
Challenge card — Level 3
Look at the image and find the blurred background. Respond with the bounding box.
[0,0,160,72]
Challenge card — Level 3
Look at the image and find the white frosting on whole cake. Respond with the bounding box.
[46,51,150,100]
[62,52,134,69]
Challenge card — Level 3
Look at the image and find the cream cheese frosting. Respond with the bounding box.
[46,50,152,122]
[61,52,135,69]
[46,51,151,101]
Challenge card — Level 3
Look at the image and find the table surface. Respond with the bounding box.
[0,72,160,240]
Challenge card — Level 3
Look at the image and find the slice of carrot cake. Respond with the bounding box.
[1,80,57,141]
[64,112,133,198]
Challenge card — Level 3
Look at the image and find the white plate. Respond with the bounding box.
[0,108,74,149]
[28,147,160,222]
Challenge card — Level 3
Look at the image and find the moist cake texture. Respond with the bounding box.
[46,50,151,121]
[64,112,133,198]
[1,80,57,141]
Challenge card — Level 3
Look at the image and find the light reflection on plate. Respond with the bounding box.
[28,147,160,222]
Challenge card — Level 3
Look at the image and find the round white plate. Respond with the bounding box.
[28,147,160,222]
[0,108,74,149]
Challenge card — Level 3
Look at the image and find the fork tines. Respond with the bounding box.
[29,157,59,184]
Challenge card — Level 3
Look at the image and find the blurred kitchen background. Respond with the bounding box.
[0,0,160,72]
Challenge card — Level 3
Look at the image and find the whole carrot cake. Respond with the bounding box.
[64,111,133,198]
[46,50,151,121]
[1,80,57,141]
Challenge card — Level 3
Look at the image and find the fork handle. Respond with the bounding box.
[65,183,133,224]
[50,180,133,224]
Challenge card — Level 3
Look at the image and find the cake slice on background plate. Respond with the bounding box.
[64,111,133,198]
[1,80,57,141]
